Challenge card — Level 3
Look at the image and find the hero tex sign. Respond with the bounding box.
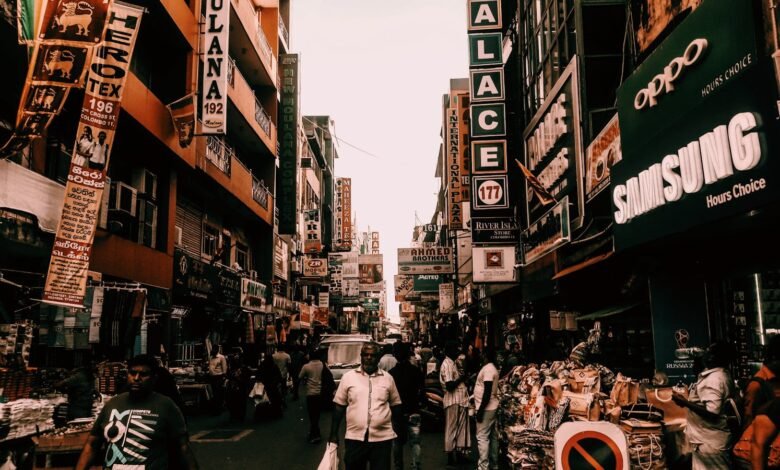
[468,0,508,212]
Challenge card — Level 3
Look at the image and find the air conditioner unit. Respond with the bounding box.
[175,226,183,246]
[132,168,157,200]
[110,181,137,216]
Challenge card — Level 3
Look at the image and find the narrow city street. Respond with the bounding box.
[188,399,469,470]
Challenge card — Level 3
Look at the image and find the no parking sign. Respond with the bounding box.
[554,422,629,470]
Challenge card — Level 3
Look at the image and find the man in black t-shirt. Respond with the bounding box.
[76,355,199,470]
[390,342,424,470]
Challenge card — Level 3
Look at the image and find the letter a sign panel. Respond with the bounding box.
[468,0,501,31]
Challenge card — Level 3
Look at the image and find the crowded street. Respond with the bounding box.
[2,0,780,468]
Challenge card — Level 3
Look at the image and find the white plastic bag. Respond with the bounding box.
[249,382,270,405]
[317,442,338,470]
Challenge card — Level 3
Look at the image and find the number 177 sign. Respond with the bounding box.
[472,175,509,210]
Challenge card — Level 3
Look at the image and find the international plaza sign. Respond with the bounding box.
[612,0,780,251]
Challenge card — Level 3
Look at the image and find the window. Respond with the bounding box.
[235,242,249,271]
[203,224,219,258]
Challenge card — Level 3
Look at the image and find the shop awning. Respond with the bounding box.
[0,160,65,233]
[552,251,614,280]
[577,302,642,321]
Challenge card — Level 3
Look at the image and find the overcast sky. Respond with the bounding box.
[292,0,468,322]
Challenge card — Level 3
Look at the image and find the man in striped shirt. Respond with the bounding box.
[440,341,471,468]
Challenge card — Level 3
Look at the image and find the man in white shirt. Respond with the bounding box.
[208,347,228,412]
[440,341,470,468]
[474,348,500,470]
[378,343,398,372]
[329,343,403,470]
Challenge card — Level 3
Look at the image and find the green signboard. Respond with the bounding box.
[612,0,780,250]
[470,68,504,102]
[277,54,299,234]
[361,298,379,311]
[470,103,506,137]
[468,0,501,31]
[413,274,443,293]
[468,33,502,67]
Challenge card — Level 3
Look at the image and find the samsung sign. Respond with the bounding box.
[611,0,779,251]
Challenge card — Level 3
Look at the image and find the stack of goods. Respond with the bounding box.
[0,322,34,366]
[621,418,666,469]
[0,369,39,402]
[0,397,66,441]
[497,360,616,468]
[96,362,126,395]
[35,369,70,396]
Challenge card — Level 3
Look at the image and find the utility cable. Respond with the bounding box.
[301,116,379,159]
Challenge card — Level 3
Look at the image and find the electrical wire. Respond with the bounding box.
[301,116,379,159]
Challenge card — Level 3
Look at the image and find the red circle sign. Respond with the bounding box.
[561,430,624,470]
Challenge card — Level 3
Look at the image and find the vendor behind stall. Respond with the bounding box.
[54,357,95,421]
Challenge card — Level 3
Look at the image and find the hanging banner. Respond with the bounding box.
[277,54,299,234]
[241,278,267,312]
[439,283,455,313]
[167,93,196,148]
[358,254,383,292]
[335,178,352,250]
[273,236,289,281]
[394,274,414,302]
[328,254,343,301]
[42,1,143,307]
[585,114,621,201]
[200,0,228,134]
[342,252,359,278]
[1,0,114,157]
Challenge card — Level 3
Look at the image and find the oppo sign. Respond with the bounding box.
[634,39,708,110]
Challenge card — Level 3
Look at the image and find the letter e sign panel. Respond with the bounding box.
[472,175,509,210]
[468,0,502,31]
[472,140,507,174]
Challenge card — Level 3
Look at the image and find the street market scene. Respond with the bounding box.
[1,0,780,468]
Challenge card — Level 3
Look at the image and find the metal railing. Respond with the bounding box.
[254,96,272,137]
[256,26,273,65]
[278,15,289,46]
[252,175,270,209]
[204,135,232,176]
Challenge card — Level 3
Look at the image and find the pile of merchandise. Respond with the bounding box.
[0,396,66,442]
[0,322,34,366]
[0,368,39,402]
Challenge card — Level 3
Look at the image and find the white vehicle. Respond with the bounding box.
[318,334,373,385]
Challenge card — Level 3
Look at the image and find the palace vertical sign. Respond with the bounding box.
[201,0,228,134]
[278,54,299,234]
[468,0,511,224]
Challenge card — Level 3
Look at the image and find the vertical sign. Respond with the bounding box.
[341,178,352,250]
[468,0,502,31]
[278,54,299,234]
[447,104,463,229]
[43,1,144,307]
[439,282,455,313]
[304,209,322,253]
[201,0,228,134]
[456,92,471,204]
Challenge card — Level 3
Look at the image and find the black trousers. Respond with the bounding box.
[344,439,392,470]
[306,395,322,438]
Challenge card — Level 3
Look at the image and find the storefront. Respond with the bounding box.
[612,0,780,383]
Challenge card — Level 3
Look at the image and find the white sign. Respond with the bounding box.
[398,247,454,274]
[439,283,455,313]
[241,278,266,312]
[318,291,329,308]
[473,246,516,282]
[634,38,708,110]
[201,0,229,134]
[303,256,328,277]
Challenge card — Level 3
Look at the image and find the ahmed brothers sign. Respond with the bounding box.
[612,0,779,251]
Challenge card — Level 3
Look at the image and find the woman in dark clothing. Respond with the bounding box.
[255,354,283,420]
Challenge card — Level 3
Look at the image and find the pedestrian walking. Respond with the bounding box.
[225,356,250,422]
[75,354,199,470]
[673,341,737,469]
[290,344,306,400]
[474,348,500,470]
[389,342,424,470]
[207,346,228,413]
[329,342,403,470]
[299,348,327,443]
[441,341,471,468]
[378,343,398,372]
[255,353,284,420]
[273,345,292,405]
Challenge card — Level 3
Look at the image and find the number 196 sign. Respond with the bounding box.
[473,175,509,209]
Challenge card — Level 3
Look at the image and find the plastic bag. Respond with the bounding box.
[249,382,270,405]
[317,442,339,470]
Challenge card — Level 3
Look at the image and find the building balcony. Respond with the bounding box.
[227,57,276,151]
[230,0,277,89]
[196,136,274,226]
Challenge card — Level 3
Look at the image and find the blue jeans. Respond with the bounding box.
[393,413,421,470]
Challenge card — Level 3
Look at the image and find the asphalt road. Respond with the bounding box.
[188,396,477,470]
